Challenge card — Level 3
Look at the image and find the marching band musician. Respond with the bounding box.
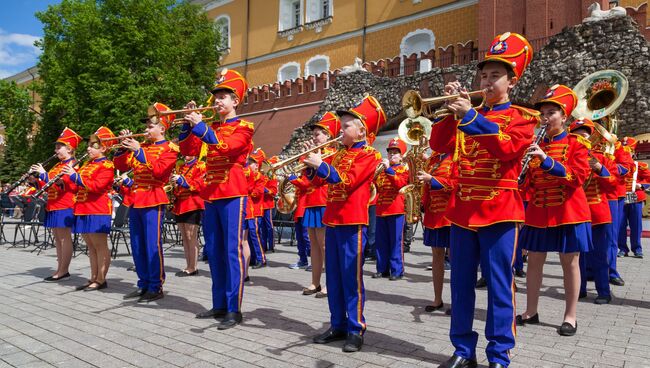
[289,112,341,298]
[182,69,253,330]
[304,95,385,353]
[288,187,312,269]
[245,148,268,269]
[517,85,592,336]
[372,137,409,281]
[613,139,635,259]
[429,32,538,368]
[32,127,83,283]
[618,137,650,258]
[261,156,279,253]
[63,127,116,291]
[171,155,206,277]
[114,103,178,303]
[416,150,456,312]
[569,119,617,304]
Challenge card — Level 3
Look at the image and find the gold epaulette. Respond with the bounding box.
[639,162,648,170]
[102,160,114,169]
[169,142,180,153]
[511,104,541,122]
[239,119,255,130]
[571,133,592,150]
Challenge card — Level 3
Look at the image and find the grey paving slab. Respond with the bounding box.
[1,225,649,367]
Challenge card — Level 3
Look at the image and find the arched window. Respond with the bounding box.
[214,15,230,52]
[304,55,329,77]
[278,62,300,82]
[400,29,435,73]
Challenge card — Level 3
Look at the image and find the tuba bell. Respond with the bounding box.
[572,69,628,134]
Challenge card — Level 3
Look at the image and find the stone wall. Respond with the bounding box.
[280,16,649,157]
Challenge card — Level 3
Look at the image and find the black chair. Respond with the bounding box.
[272,209,296,246]
[162,210,180,249]
[110,204,131,259]
[4,200,39,248]
[31,200,55,255]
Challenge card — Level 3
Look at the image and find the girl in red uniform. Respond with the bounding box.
[517,85,592,336]
[31,128,82,282]
[171,156,206,276]
[64,127,116,290]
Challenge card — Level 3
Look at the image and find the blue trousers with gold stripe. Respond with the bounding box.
[295,219,311,264]
[203,197,246,313]
[450,223,516,367]
[129,205,166,293]
[261,209,274,251]
[580,224,611,297]
[619,201,643,254]
[325,225,367,335]
[375,215,405,276]
[247,217,266,265]
[608,200,621,279]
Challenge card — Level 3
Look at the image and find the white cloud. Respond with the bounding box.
[0,28,41,70]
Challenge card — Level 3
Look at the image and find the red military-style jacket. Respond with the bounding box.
[429,102,538,228]
[311,141,382,226]
[244,167,266,219]
[180,118,254,201]
[375,163,409,216]
[263,177,278,210]
[523,131,591,228]
[584,151,617,225]
[119,179,133,207]
[293,187,307,222]
[172,159,206,215]
[613,142,635,198]
[39,158,79,211]
[113,140,178,208]
[422,154,457,229]
[288,146,337,209]
[70,157,115,216]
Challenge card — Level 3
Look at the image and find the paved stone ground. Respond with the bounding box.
[0,224,649,368]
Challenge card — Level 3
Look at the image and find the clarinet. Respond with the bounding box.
[2,154,58,195]
[517,124,549,185]
[32,153,89,199]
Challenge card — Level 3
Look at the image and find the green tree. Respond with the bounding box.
[0,81,36,183]
[33,0,221,161]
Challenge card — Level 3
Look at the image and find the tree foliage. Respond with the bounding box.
[0,81,36,183]
[33,0,221,161]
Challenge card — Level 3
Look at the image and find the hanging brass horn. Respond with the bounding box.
[572,69,628,133]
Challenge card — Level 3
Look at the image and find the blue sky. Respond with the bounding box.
[0,0,61,79]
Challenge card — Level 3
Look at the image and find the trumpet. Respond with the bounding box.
[32,153,90,198]
[402,89,487,119]
[517,124,549,185]
[266,136,342,176]
[147,104,217,118]
[2,154,58,195]
[101,133,148,142]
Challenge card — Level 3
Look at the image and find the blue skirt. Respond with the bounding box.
[520,223,593,253]
[302,206,325,228]
[74,215,111,234]
[44,209,75,229]
[423,227,450,248]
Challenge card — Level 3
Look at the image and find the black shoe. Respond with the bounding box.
[313,328,347,344]
[75,281,92,291]
[44,273,70,282]
[251,263,266,269]
[371,272,389,279]
[175,270,198,277]
[342,333,363,352]
[404,245,411,253]
[609,277,625,286]
[445,308,452,316]
[514,269,526,278]
[522,254,528,263]
[438,354,477,368]
[138,290,163,303]
[389,274,403,281]
[425,302,444,312]
[86,281,107,291]
[123,288,146,299]
[217,312,242,330]
[195,309,227,319]
[515,313,539,326]
[475,277,487,289]
[558,321,577,336]
[488,363,506,368]
[594,295,612,305]
[244,276,250,282]
[302,285,321,295]
[579,291,587,299]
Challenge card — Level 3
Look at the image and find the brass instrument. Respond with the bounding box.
[572,70,628,125]
[266,136,342,177]
[32,153,90,198]
[101,133,148,142]
[368,162,387,204]
[147,104,217,118]
[402,89,487,119]
[625,161,639,204]
[275,176,297,214]
[2,154,58,195]
[517,124,549,185]
[397,114,431,224]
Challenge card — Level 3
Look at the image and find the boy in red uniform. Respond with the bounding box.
[114,103,178,302]
[64,126,116,290]
[429,33,538,368]
[304,95,385,353]
[246,148,268,269]
[262,156,279,253]
[32,127,82,282]
[372,137,409,280]
[171,155,206,276]
[618,137,650,258]
[182,69,254,329]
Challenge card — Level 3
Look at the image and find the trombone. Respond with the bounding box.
[265,136,342,177]
[402,89,487,119]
